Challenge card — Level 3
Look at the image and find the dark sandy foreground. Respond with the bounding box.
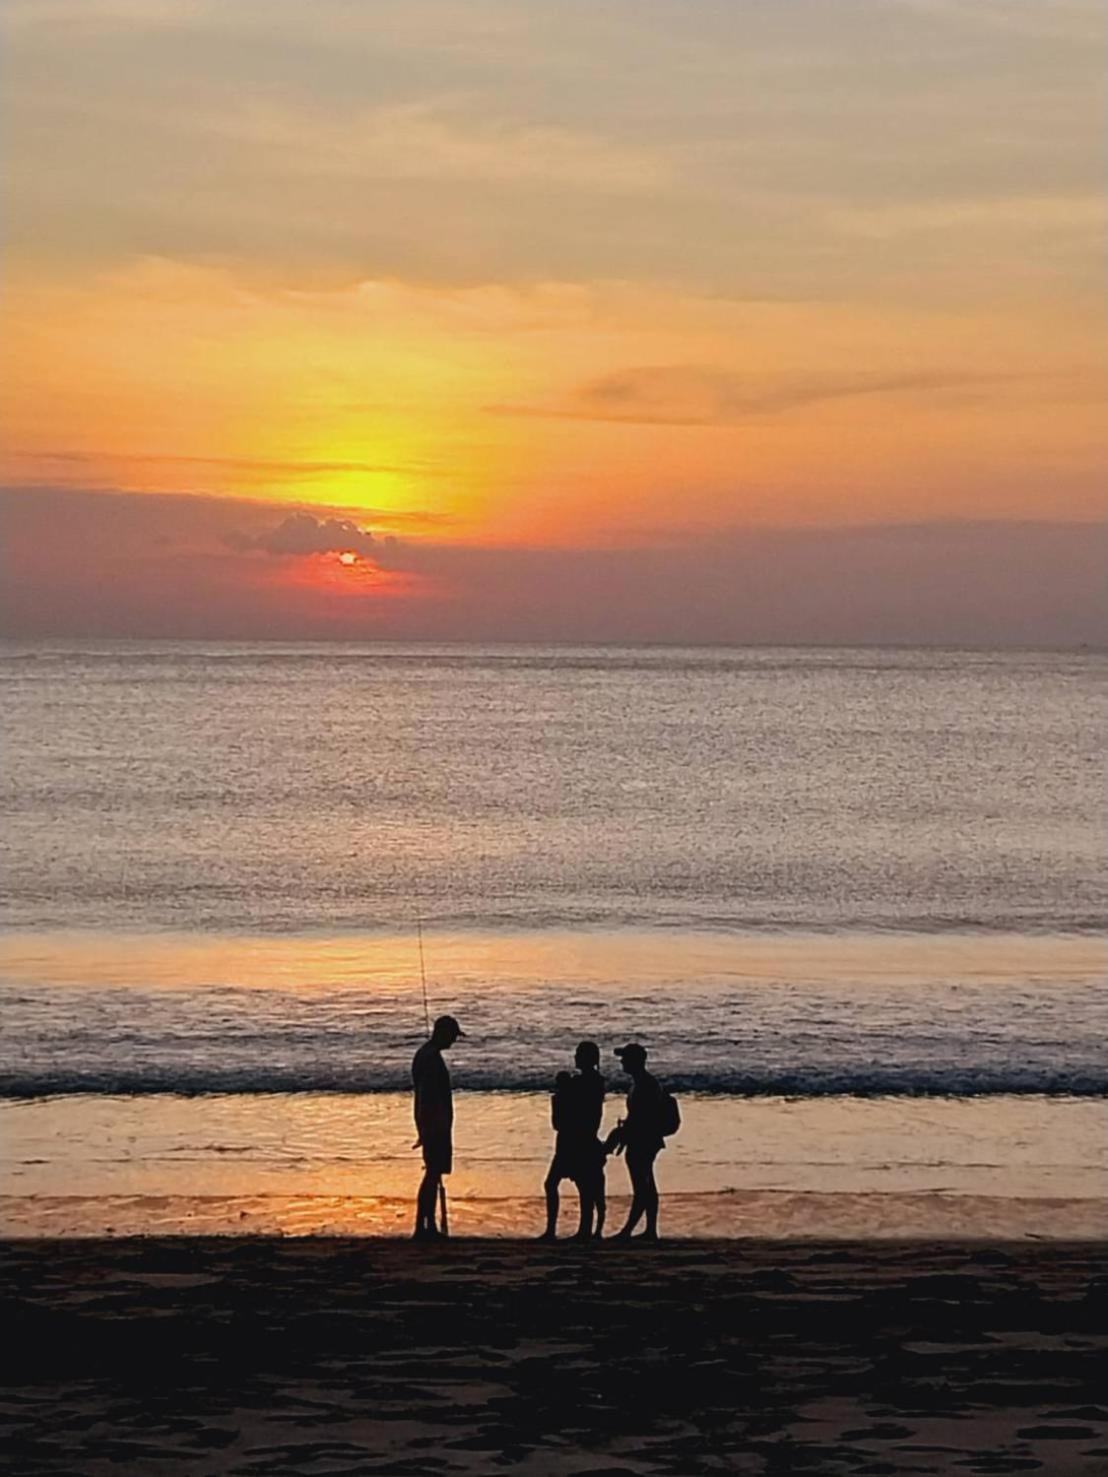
[1,1239,1105,1476]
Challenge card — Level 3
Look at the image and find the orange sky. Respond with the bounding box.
[1,0,1104,639]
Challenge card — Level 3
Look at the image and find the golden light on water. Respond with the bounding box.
[3,929,1101,994]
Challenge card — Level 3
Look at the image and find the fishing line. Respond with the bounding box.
[417,917,431,1037]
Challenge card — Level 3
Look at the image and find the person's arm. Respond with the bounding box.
[412,1057,424,1143]
[590,1078,605,1136]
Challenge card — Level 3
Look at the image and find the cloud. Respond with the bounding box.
[228,512,398,561]
[24,449,433,480]
[2,486,1104,647]
[886,0,1104,45]
[210,99,670,194]
[0,485,406,566]
[491,366,1020,427]
[5,0,1101,308]
[2,0,215,29]
[828,193,1106,242]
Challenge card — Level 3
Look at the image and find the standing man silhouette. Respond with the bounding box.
[412,1014,465,1240]
[608,1042,664,1241]
[573,1039,608,1239]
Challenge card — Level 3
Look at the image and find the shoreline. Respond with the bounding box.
[3,1236,1105,1474]
[3,1187,1106,1241]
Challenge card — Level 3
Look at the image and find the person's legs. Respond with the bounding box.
[415,1138,452,1238]
[640,1151,660,1238]
[573,1168,593,1241]
[415,1167,441,1237]
[614,1148,659,1239]
[613,1148,645,1237]
[593,1162,607,1238]
[541,1161,562,1239]
[576,1147,605,1239]
[617,1191,644,1237]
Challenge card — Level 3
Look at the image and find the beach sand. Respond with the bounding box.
[2,1238,1105,1475]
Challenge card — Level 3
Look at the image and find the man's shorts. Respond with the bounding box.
[421,1135,453,1175]
[548,1140,604,1186]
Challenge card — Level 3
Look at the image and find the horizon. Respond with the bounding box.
[1,629,1105,653]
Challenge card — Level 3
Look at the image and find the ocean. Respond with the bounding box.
[2,642,1104,1236]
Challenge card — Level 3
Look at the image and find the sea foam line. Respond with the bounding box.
[2,1067,1106,1100]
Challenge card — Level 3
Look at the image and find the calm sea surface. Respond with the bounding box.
[1,642,1104,1235]
[4,643,1103,937]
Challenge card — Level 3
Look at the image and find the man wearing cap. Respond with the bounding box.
[412,1014,465,1240]
[608,1042,664,1241]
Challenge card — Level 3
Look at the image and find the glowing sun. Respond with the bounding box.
[337,551,358,566]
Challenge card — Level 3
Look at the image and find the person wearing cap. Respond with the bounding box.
[411,1014,465,1240]
[607,1042,664,1241]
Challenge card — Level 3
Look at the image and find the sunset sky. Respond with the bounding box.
[2,0,1104,642]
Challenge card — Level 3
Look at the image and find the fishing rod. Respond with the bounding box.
[417,918,431,1038]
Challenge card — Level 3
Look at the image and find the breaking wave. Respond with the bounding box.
[3,1065,1105,1100]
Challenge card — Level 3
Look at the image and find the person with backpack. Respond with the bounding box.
[606,1042,679,1241]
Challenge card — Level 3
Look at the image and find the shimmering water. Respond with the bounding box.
[3,643,1102,936]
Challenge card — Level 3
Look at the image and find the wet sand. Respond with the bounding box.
[3,1188,1106,1241]
[2,1238,1106,1475]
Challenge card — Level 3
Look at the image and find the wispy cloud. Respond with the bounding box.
[211,99,670,194]
[17,449,440,480]
[2,0,217,30]
[829,193,1106,241]
[886,0,1104,45]
[491,366,1023,427]
[7,0,1100,298]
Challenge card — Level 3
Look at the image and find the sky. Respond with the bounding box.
[2,0,1104,643]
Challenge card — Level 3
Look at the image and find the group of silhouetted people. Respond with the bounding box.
[412,1015,678,1242]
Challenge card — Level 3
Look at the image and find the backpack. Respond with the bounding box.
[659,1089,681,1137]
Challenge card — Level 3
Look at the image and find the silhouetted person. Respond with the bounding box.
[412,1014,464,1239]
[574,1040,608,1237]
[540,1040,607,1241]
[607,1042,664,1240]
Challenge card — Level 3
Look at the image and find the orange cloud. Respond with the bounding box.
[490,365,1030,427]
